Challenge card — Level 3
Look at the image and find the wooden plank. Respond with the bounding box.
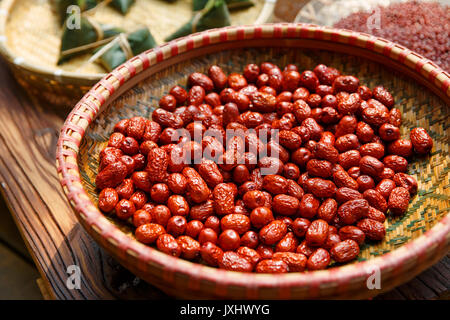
[0,58,447,300]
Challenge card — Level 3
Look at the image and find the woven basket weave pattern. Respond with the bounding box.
[57,24,450,299]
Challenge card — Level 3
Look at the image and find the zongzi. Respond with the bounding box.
[95,28,157,71]
[58,16,122,64]
[166,0,231,41]
[110,0,135,15]
[54,0,98,24]
[225,0,254,10]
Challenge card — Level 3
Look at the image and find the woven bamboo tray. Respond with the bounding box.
[56,23,450,299]
[0,0,274,109]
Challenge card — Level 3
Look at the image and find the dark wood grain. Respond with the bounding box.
[0,194,34,261]
[0,58,447,300]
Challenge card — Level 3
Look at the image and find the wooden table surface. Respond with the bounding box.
[0,58,448,300]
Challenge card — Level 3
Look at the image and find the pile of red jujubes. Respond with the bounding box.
[334,1,449,71]
[95,61,433,273]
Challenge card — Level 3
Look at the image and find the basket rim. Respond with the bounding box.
[56,23,450,293]
[0,0,276,84]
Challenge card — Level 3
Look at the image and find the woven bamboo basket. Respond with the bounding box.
[56,23,450,299]
[0,0,274,109]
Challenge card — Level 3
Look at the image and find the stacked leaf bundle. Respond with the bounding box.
[165,0,254,41]
[94,61,434,273]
